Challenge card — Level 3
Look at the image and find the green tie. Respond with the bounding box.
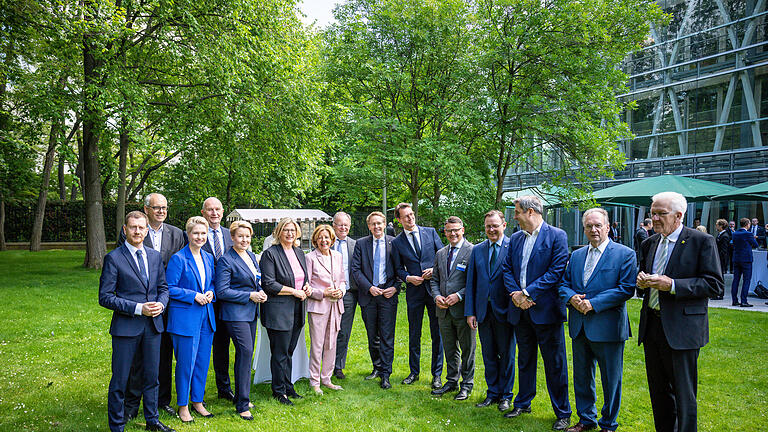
[649,237,669,310]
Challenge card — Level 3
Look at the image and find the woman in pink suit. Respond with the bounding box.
[306,224,347,395]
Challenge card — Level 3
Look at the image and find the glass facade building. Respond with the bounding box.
[504,0,768,248]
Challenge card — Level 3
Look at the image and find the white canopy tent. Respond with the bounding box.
[226,209,333,251]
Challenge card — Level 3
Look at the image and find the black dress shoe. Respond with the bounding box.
[503,406,531,418]
[565,422,597,432]
[454,388,470,401]
[498,399,511,412]
[146,421,176,432]
[430,383,458,396]
[274,394,294,406]
[218,390,235,402]
[741,303,754,307]
[191,407,214,418]
[365,370,380,380]
[553,417,570,431]
[159,405,176,416]
[334,368,346,379]
[431,376,442,389]
[732,302,741,306]
[286,389,303,399]
[401,373,419,385]
[239,413,254,421]
[380,376,392,389]
[475,397,499,408]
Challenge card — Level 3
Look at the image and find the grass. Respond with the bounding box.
[0,250,766,431]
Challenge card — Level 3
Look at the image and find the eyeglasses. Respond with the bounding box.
[148,206,168,212]
[445,228,463,234]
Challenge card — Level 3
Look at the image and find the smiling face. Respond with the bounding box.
[583,211,609,248]
[397,206,417,231]
[202,198,223,228]
[188,223,208,249]
[368,215,385,239]
[316,230,332,254]
[124,216,148,248]
[333,214,350,240]
[232,227,252,252]
[484,214,506,243]
[513,203,537,232]
[280,222,298,247]
[144,194,168,227]
[444,222,464,247]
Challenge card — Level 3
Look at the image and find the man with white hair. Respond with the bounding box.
[636,192,723,432]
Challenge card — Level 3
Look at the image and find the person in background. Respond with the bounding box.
[714,219,730,299]
[750,218,766,248]
[731,218,758,307]
[634,219,653,264]
[386,221,396,237]
[695,225,707,234]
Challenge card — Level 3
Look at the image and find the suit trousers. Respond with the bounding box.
[171,320,214,406]
[360,296,398,377]
[513,310,571,419]
[643,311,699,432]
[438,312,476,389]
[124,321,173,413]
[335,289,358,371]
[571,330,625,431]
[212,302,233,393]
[266,302,303,397]
[108,318,161,432]
[308,309,341,386]
[406,293,444,377]
[477,306,516,400]
[731,261,752,304]
[224,320,258,413]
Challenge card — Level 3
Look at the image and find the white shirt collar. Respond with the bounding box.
[450,238,465,250]
[404,226,419,235]
[148,223,163,233]
[665,223,684,242]
[590,237,610,253]
[524,221,544,237]
[124,241,144,255]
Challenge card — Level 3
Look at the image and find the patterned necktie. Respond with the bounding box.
[136,249,149,284]
[213,229,222,259]
[447,246,455,274]
[649,237,669,310]
[373,239,381,286]
[583,247,599,285]
[410,231,422,258]
[490,243,498,273]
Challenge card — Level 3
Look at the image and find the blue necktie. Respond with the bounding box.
[373,239,381,286]
[136,249,149,284]
[336,240,342,253]
[213,229,222,259]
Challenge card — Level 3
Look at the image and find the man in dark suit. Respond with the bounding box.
[559,208,636,432]
[465,210,515,412]
[727,220,736,273]
[119,193,186,419]
[502,195,571,431]
[391,202,445,389]
[429,216,475,401]
[351,211,398,389]
[200,196,236,402]
[713,219,730,299]
[607,221,621,244]
[634,218,652,262]
[750,217,766,248]
[731,218,758,307]
[637,191,723,432]
[99,211,174,432]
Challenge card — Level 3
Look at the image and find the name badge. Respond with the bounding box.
[255,271,261,280]
[456,264,467,272]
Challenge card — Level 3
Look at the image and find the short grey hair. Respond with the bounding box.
[582,208,609,226]
[144,193,165,207]
[514,195,543,215]
[651,191,687,216]
[643,218,652,226]
[333,211,351,224]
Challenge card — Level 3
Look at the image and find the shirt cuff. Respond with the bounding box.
[670,280,676,295]
[134,303,144,315]
[456,293,462,301]
[522,289,530,297]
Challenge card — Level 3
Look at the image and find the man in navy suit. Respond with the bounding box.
[200,197,236,402]
[502,195,571,431]
[465,210,515,412]
[731,218,758,307]
[559,208,636,432]
[99,211,174,432]
[391,202,445,389]
[351,211,399,389]
[750,217,765,248]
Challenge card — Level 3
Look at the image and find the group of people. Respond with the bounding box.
[98,191,723,432]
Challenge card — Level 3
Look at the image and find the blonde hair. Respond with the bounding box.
[185,216,209,234]
[311,224,336,248]
[696,225,707,233]
[229,220,253,237]
[272,217,300,246]
[366,211,386,225]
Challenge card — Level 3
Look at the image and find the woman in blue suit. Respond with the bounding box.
[214,220,267,420]
[166,216,217,423]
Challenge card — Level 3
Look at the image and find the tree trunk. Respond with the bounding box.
[82,25,107,269]
[30,119,63,251]
[57,150,66,200]
[71,129,83,201]
[116,119,129,240]
[0,193,6,251]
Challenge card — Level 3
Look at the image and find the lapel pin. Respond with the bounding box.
[681,240,685,245]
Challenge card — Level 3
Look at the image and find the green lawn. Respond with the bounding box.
[1,250,766,431]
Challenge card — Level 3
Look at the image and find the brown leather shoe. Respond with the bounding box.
[566,423,597,432]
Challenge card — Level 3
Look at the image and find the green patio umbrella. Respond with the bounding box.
[711,180,768,201]
[591,175,736,206]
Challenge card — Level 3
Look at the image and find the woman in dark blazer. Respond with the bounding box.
[259,217,310,406]
[214,220,267,420]
[166,216,216,423]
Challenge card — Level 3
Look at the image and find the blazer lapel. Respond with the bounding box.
[584,242,611,288]
[120,245,148,288]
[664,228,688,276]
[646,234,662,274]
[276,247,297,287]
[572,246,588,290]
[184,248,203,292]
[231,250,257,287]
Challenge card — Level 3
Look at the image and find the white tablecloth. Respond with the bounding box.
[252,319,310,384]
[750,249,768,293]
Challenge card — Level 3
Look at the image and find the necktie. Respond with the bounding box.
[136,249,149,284]
[489,243,498,273]
[213,229,222,259]
[447,246,455,273]
[336,240,342,253]
[373,239,381,286]
[410,231,422,258]
[649,237,669,310]
[583,247,599,285]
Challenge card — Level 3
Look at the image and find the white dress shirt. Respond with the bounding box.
[125,242,150,315]
[652,223,683,294]
[147,223,164,252]
[373,237,387,285]
[520,221,543,294]
[583,238,609,285]
[208,227,224,256]
[404,227,421,254]
[336,238,350,285]
[448,238,465,271]
[193,252,206,290]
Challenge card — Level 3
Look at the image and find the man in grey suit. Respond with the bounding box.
[429,216,476,401]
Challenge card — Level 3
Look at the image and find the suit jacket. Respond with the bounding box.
[351,234,397,308]
[99,244,169,336]
[503,222,569,325]
[637,226,724,350]
[166,246,216,336]
[752,225,766,248]
[430,240,473,319]
[715,229,731,268]
[337,237,358,291]
[391,226,444,304]
[202,226,233,260]
[732,228,758,262]
[559,240,636,342]
[117,222,187,268]
[306,249,347,316]
[464,236,511,323]
[259,245,308,331]
[214,247,262,322]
